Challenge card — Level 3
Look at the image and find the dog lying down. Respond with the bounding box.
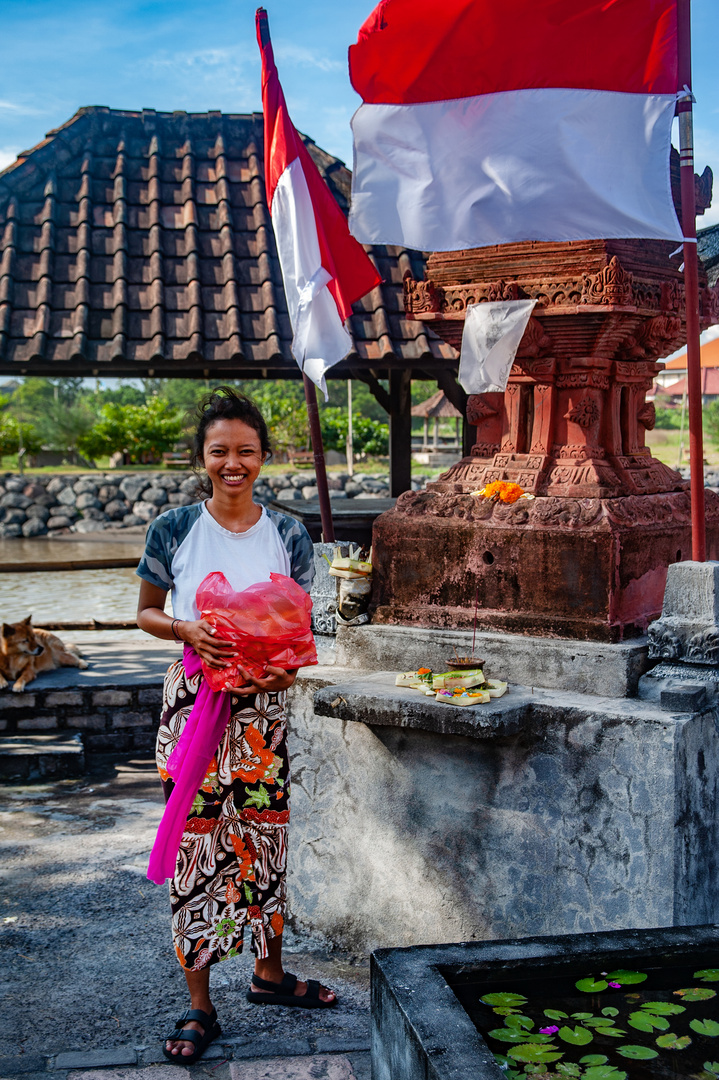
[0,616,88,693]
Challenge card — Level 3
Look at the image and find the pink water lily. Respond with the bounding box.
[608,981,621,988]
[539,1025,559,1034]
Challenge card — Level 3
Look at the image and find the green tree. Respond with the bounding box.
[78,399,184,463]
[0,415,42,464]
[36,401,97,454]
[703,401,719,447]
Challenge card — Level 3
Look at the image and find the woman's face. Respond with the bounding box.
[201,417,266,497]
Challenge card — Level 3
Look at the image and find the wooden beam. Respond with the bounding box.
[349,366,391,413]
[431,366,474,457]
[389,368,412,497]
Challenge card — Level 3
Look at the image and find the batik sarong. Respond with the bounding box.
[156,658,289,970]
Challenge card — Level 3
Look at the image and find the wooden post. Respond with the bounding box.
[677,0,706,561]
[302,374,335,542]
[346,378,354,477]
[389,368,412,497]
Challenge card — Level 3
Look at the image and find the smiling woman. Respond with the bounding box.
[135,387,336,1065]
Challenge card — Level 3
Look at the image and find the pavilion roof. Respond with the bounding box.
[410,389,462,418]
[0,107,456,380]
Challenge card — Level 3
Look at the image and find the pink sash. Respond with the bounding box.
[146,646,231,885]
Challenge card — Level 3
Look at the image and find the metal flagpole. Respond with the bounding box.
[302,374,335,542]
[677,0,706,561]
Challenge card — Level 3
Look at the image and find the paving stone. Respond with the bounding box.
[65,714,106,731]
[229,1039,312,1061]
[112,711,152,729]
[45,692,84,707]
[0,1055,47,1074]
[17,715,58,731]
[314,1037,370,1054]
[92,691,131,707]
[55,1047,137,1069]
[230,1055,356,1080]
[67,1069,181,1080]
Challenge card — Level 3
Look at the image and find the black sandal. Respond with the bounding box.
[162,1007,222,1065]
[246,971,337,1009]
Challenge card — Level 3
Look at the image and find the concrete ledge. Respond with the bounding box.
[0,734,84,780]
[335,624,650,697]
[371,925,719,1080]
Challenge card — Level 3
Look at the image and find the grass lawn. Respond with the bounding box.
[645,428,719,468]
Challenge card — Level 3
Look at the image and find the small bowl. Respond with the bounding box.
[446,657,485,670]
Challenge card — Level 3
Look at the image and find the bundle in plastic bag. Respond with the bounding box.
[196,571,317,692]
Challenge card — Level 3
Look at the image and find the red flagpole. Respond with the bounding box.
[677,0,706,561]
[303,374,335,542]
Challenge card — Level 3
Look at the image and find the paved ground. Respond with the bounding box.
[0,759,370,1080]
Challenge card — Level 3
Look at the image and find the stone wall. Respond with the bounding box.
[0,682,161,755]
[0,470,400,537]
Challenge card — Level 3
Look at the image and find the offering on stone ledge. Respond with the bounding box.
[395,668,508,706]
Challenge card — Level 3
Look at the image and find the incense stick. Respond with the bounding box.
[472,585,479,658]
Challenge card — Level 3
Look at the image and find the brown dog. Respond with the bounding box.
[0,616,88,693]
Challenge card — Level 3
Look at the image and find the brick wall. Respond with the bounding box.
[0,684,162,755]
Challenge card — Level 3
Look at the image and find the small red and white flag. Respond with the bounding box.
[348,0,683,251]
[257,8,381,396]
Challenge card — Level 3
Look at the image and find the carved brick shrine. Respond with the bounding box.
[372,183,719,641]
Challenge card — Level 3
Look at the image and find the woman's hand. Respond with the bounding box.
[178,619,238,670]
[226,665,298,696]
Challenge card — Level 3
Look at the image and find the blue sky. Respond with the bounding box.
[1,0,718,227]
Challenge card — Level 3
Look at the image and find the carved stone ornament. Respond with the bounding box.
[685,629,719,665]
[648,624,682,660]
[637,403,656,431]
[565,396,600,427]
[311,597,338,636]
[402,272,440,315]
[581,256,634,307]
[517,317,552,358]
[466,396,499,424]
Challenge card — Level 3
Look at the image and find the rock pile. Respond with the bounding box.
[0,470,417,537]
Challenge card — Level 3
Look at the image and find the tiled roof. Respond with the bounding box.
[662,367,719,396]
[410,389,462,419]
[0,107,455,379]
[699,222,719,289]
[666,334,719,369]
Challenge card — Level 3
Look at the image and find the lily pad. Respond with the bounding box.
[580,1055,609,1065]
[583,1069,627,1080]
[571,1012,594,1020]
[576,977,608,993]
[605,969,648,985]
[507,1043,563,1064]
[675,987,717,1002]
[505,1015,534,1031]
[703,1062,719,1076]
[493,1053,511,1068]
[617,1045,660,1060]
[691,1019,719,1037]
[556,1064,582,1076]
[544,1009,569,1020]
[582,1017,620,1028]
[656,1032,692,1050]
[628,1011,670,1032]
[696,970,719,982]
[489,1029,552,1044]
[558,1025,594,1046]
[601,1007,619,1017]
[641,1001,686,1016]
[481,992,528,1007]
[493,1007,520,1016]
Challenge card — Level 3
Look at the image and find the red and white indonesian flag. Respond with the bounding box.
[348,0,683,251]
[257,9,381,397]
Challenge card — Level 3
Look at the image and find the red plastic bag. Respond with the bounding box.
[195,571,317,692]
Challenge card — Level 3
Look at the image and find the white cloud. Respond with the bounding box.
[0,146,21,171]
[273,42,343,73]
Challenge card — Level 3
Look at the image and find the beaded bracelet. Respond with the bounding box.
[171,618,182,641]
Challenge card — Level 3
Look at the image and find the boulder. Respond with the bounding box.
[132,501,160,522]
[98,485,120,502]
[151,475,180,490]
[46,476,69,495]
[4,478,25,492]
[73,478,98,495]
[81,507,108,521]
[119,475,149,502]
[22,517,48,537]
[290,473,312,489]
[75,492,102,511]
[104,499,129,520]
[3,509,26,525]
[141,486,168,506]
[167,492,193,506]
[344,480,363,497]
[302,486,319,501]
[0,492,31,509]
[274,487,303,501]
[35,493,59,508]
[74,519,107,533]
[122,513,145,527]
[0,523,22,537]
[47,515,74,531]
[25,505,50,522]
[180,475,203,496]
[57,487,77,507]
[23,482,46,499]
